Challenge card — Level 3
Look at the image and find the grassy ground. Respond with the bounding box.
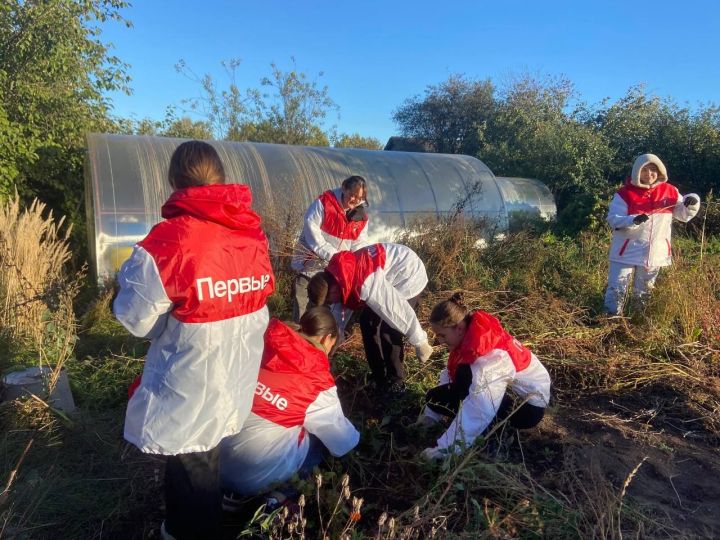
[1,216,719,538]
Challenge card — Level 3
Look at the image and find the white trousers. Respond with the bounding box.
[603,262,661,315]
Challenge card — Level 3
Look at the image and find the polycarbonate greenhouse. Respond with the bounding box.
[84,133,556,282]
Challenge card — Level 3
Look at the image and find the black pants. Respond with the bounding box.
[164,446,221,539]
[359,295,420,384]
[426,384,545,432]
[425,363,474,417]
[292,274,312,323]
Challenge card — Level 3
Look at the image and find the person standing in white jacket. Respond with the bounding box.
[291,175,370,321]
[604,153,700,315]
[114,141,275,539]
[307,243,433,390]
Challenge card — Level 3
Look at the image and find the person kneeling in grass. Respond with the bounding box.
[220,306,359,509]
[418,294,551,460]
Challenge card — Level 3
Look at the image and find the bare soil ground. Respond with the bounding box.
[531,406,720,538]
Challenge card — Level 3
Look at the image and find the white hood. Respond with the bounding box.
[631,154,668,189]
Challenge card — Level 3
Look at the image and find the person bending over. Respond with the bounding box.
[307,242,433,391]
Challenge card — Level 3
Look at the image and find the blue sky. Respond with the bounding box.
[102,0,720,144]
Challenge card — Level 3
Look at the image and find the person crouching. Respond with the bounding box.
[418,294,551,460]
[219,306,359,504]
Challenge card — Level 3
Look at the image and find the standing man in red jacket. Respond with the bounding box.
[291,175,370,321]
[114,141,275,539]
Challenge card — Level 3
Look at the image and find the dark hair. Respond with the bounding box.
[307,271,336,306]
[429,292,469,327]
[168,140,226,189]
[341,175,367,194]
[299,306,338,338]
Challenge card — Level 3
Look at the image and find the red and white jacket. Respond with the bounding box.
[428,311,551,451]
[291,188,370,275]
[327,243,429,347]
[220,319,359,495]
[607,179,699,268]
[114,184,275,455]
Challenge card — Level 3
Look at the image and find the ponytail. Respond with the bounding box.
[168,140,225,189]
[299,306,338,339]
[429,292,469,328]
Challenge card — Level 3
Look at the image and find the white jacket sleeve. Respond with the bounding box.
[304,386,359,457]
[361,271,428,347]
[607,193,640,230]
[673,193,701,222]
[436,350,514,452]
[113,245,173,339]
[302,200,338,262]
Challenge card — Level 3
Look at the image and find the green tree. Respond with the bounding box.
[115,106,214,140]
[593,86,720,194]
[393,74,495,155]
[332,133,383,150]
[392,74,616,231]
[178,58,337,146]
[591,86,666,179]
[483,75,613,201]
[115,117,164,136]
[0,0,131,239]
[162,117,214,140]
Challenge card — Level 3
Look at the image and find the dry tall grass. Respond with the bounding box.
[0,193,84,418]
[0,195,73,350]
[0,197,84,535]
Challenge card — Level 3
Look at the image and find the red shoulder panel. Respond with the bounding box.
[139,216,275,323]
[447,311,531,380]
[617,183,679,215]
[318,191,367,240]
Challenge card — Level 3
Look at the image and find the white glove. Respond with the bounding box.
[420,447,446,461]
[415,341,433,363]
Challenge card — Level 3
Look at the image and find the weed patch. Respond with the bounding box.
[2,207,719,538]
